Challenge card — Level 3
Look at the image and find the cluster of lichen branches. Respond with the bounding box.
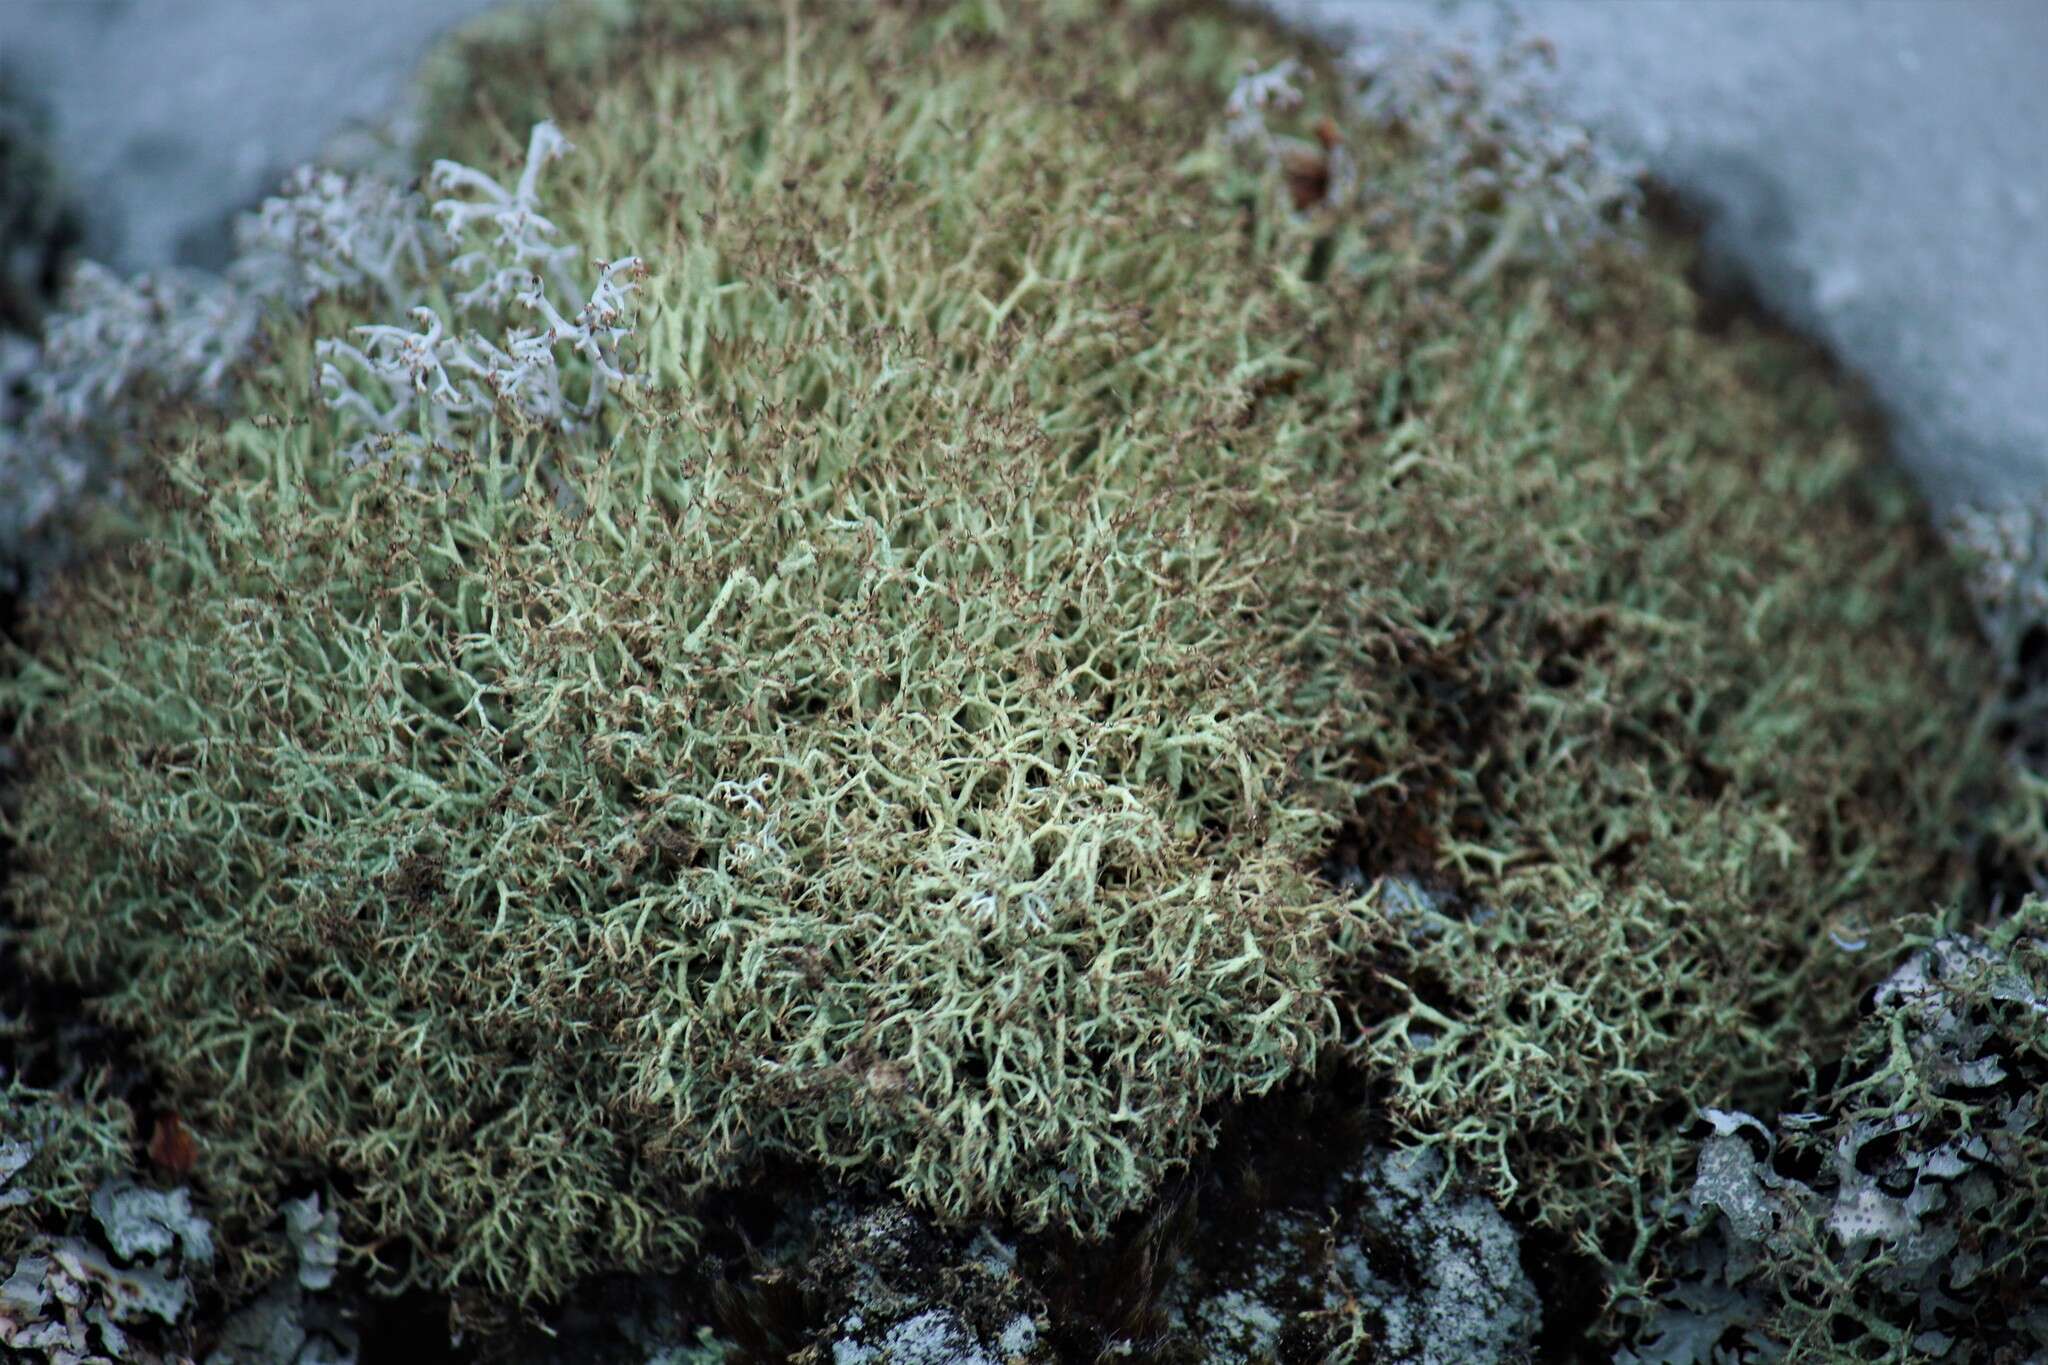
[0,0,2015,1325]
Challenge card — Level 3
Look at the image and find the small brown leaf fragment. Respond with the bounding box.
[1281,118,1346,210]
[149,1113,198,1175]
[1281,151,1328,211]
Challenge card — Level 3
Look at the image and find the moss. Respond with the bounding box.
[0,0,2015,1331]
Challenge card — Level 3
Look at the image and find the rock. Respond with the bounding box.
[1165,1145,1542,1364]
[0,0,521,272]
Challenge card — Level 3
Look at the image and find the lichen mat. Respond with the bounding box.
[4,0,2039,1356]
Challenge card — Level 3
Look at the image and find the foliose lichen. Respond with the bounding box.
[1622,901,2048,1363]
[0,1077,136,1247]
[0,1169,212,1362]
[717,1199,1047,1365]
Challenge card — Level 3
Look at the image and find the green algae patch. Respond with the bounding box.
[0,0,2014,1320]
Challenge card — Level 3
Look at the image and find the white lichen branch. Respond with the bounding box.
[314,119,650,463]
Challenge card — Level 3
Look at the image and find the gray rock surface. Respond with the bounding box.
[0,0,531,586]
[1266,0,2048,516]
[0,0,520,272]
[1166,1145,1542,1364]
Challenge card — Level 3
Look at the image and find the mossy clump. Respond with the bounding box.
[0,0,2014,1327]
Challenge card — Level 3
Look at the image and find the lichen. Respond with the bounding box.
[0,1164,216,1362]
[7,0,1391,1310]
[1159,1141,1539,1364]
[1622,901,2048,1362]
[0,0,2016,1340]
[700,1194,1048,1365]
[0,1077,136,1245]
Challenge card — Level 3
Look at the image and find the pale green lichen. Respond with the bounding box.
[7,0,1387,1309]
[0,0,2019,1340]
[0,1077,135,1243]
